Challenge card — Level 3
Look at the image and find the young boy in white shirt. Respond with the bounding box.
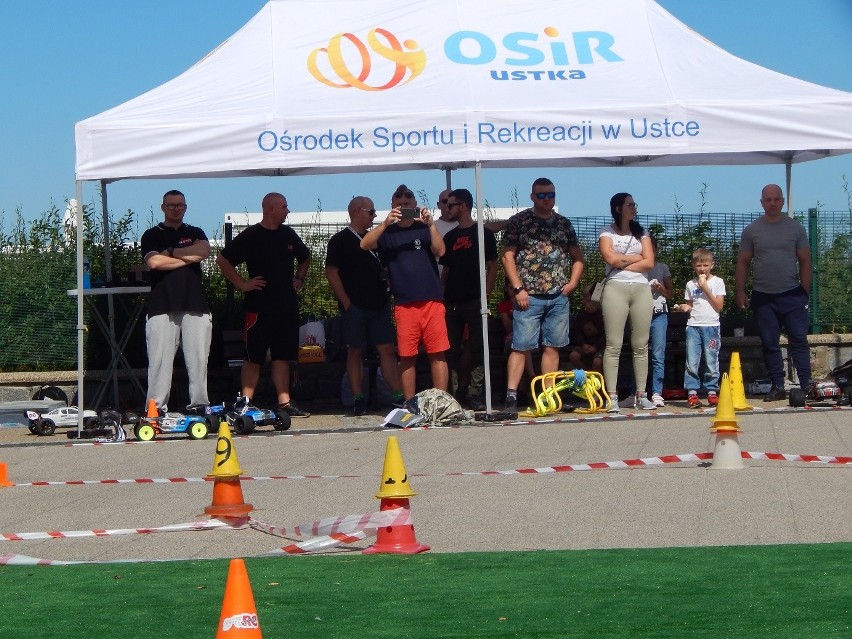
[675,248,726,408]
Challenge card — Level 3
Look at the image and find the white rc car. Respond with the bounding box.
[26,406,100,436]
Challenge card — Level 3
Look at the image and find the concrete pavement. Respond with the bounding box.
[0,404,848,563]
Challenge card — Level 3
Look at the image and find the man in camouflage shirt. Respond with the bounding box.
[501,177,585,412]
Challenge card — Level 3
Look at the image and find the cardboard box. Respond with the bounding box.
[298,345,325,364]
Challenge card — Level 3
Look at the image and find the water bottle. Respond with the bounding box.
[82,256,92,289]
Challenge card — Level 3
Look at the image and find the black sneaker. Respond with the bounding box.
[504,396,517,413]
[763,386,787,402]
[352,397,367,416]
[281,402,311,418]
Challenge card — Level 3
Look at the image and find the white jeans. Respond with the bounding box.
[146,312,212,411]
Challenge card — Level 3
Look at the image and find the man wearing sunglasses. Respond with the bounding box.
[361,184,449,400]
[325,196,404,415]
[501,177,585,413]
[439,188,498,411]
[141,189,212,413]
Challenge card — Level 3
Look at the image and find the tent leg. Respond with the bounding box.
[75,181,85,439]
[473,161,493,413]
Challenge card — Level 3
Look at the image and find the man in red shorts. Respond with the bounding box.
[360,184,448,400]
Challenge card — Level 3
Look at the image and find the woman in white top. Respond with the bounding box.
[598,193,656,411]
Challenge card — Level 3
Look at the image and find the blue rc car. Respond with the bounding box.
[220,397,291,435]
[133,404,218,441]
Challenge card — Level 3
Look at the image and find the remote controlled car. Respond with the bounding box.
[223,400,291,434]
[133,405,216,441]
[26,406,101,436]
[789,358,851,407]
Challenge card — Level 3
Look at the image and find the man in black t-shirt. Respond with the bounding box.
[140,190,211,412]
[325,196,403,415]
[216,192,312,418]
[439,188,497,410]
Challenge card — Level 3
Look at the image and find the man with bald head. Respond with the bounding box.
[325,196,403,415]
[735,184,812,401]
[216,192,312,417]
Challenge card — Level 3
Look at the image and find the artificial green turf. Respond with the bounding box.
[1,544,848,638]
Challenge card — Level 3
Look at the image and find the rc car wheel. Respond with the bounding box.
[233,415,256,434]
[134,422,157,441]
[205,416,219,433]
[273,409,292,431]
[187,420,209,440]
[789,388,806,407]
[84,416,102,430]
[28,421,38,434]
[36,418,56,436]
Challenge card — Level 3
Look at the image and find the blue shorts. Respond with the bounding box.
[512,294,570,351]
[342,301,395,349]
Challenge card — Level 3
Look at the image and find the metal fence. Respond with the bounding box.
[278,209,851,334]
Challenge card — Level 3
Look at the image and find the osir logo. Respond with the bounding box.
[308,28,426,91]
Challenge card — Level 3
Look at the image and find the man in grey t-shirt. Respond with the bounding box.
[735,184,812,401]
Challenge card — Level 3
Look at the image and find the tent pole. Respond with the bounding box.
[101,180,119,407]
[445,167,452,190]
[75,181,85,438]
[474,161,492,412]
[785,156,793,214]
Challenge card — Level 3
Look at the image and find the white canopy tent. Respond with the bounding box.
[73,0,852,420]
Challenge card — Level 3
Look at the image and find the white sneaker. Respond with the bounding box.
[636,394,657,410]
[607,394,620,413]
[651,393,666,407]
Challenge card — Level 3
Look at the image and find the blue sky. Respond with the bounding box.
[1,0,850,236]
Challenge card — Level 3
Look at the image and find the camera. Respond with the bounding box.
[400,207,420,220]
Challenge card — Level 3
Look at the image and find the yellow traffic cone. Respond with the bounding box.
[728,352,752,411]
[209,420,245,478]
[204,421,252,518]
[710,374,740,433]
[710,374,744,470]
[363,435,429,554]
[374,435,416,499]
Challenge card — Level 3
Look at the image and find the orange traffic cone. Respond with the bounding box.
[0,462,13,487]
[146,398,159,418]
[204,421,253,518]
[728,352,753,411]
[710,374,744,470]
[363,436,429,555]
[215,558,262,638]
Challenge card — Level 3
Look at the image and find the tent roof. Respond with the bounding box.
[75,0,852,181]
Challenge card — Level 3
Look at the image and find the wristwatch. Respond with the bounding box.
[512,285,524,294]
[167,247,175,258]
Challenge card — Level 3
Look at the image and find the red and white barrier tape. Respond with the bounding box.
[0,508,409,564]
[9,451,849,488]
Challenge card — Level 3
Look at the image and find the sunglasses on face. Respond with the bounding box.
[363,208,377,215]
[164,203,187,210]
[438,198,449,204]
[625,202,638,209]
[448,202,462,208]
[394,190,415,199]
[533,192,556,200]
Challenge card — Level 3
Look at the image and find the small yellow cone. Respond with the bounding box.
[208,420,245,478]
[710,374,741,433]
[374,435,416,499]
[728,352,753,411]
